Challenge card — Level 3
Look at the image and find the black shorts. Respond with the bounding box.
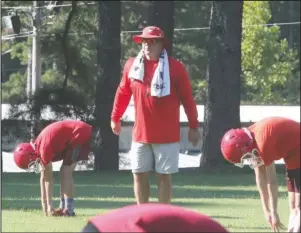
[52,138,92,165]
[286,168,300,193]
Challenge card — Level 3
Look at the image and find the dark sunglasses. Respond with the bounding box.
[140,38,162,45]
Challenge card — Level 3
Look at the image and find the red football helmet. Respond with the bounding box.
[13,142,42,172]
[221,128,264,169]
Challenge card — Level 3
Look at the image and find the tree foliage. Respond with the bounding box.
[241,1,299,104]
[1,0,300,107]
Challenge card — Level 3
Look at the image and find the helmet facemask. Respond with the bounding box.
[27,141,45,173]
[234,148,264,169]
[234,128,264,169]
[27,158,45,174]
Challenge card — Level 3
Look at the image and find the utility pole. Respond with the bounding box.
[30,0,42,139]
[27,41,32,99]
[27,42,33,141]
[32,0,41,96]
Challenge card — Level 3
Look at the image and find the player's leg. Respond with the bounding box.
[286,168,300,232]
[292,192,300,232]
[59,146,83,216]
[58,178,65,210]
[62,163,77,214]
[153,142,180,203]
[60,161,77,216]
[58,152,67,212]
[61,141,91,216]
[293,208,300,233]
[50,152,66,213]
[130,142,153,204]
[288,193,300,232]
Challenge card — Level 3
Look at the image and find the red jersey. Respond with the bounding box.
[34,120,92,165]
[88,203,228,232]
[248,117,300,169]
[111,57,199,144]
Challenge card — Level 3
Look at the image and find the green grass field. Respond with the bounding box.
[2,169,290,232]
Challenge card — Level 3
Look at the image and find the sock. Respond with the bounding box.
[65,197,74,214]
[59,197,65,209]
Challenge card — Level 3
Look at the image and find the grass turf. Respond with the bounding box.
[2,169,290,232]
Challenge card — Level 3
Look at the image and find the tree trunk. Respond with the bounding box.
[200,1,243,170]
[94,1,121,171]
[62,1,77,91]
[148,1,174,55]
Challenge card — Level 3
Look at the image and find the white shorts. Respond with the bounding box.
[130,141,180,174]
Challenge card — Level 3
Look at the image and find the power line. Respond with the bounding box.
[2,34,32,40]
[1,0,136,9]
[243,21,300,28]
[1,5,31,10]
[37,2,95,9]
[1,31,34,41]
[1,2,95,10]
[1,21,300,41]
[122,21,300,33]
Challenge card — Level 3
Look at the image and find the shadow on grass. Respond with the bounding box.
[2,170,288,187]
[2,198,245,223]
[2,198,231,211]
[2,170,288,212]
[3,181,288,200]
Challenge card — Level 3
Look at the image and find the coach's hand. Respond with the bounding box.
[111,120,121,135]
[188,128,201,147]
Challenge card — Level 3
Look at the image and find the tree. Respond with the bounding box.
[93,1,121,171]
[200,1,243,170]
[269,1,300,49]
[241,1,299,105]
[2,1,299,107]
[148,1,174,55]
[1,1,98,105]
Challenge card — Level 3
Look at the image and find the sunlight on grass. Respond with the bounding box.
[2,171,290,232]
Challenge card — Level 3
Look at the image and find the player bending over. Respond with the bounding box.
[13,120,92,217]
[221,116,300,232]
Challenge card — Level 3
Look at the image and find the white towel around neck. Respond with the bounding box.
[128,49,170,97]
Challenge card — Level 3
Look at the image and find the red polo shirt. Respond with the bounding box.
[111,56,199,144]
[248,117,300,169]
[34,120,92,165]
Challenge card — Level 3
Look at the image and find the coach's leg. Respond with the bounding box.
[130,142,153,205]
[156,173,172,203]
[153,142,180,204]
[133,172,152,204]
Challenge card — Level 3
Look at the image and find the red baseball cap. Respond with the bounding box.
[133,26,169,48]
[82,203,229,232]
